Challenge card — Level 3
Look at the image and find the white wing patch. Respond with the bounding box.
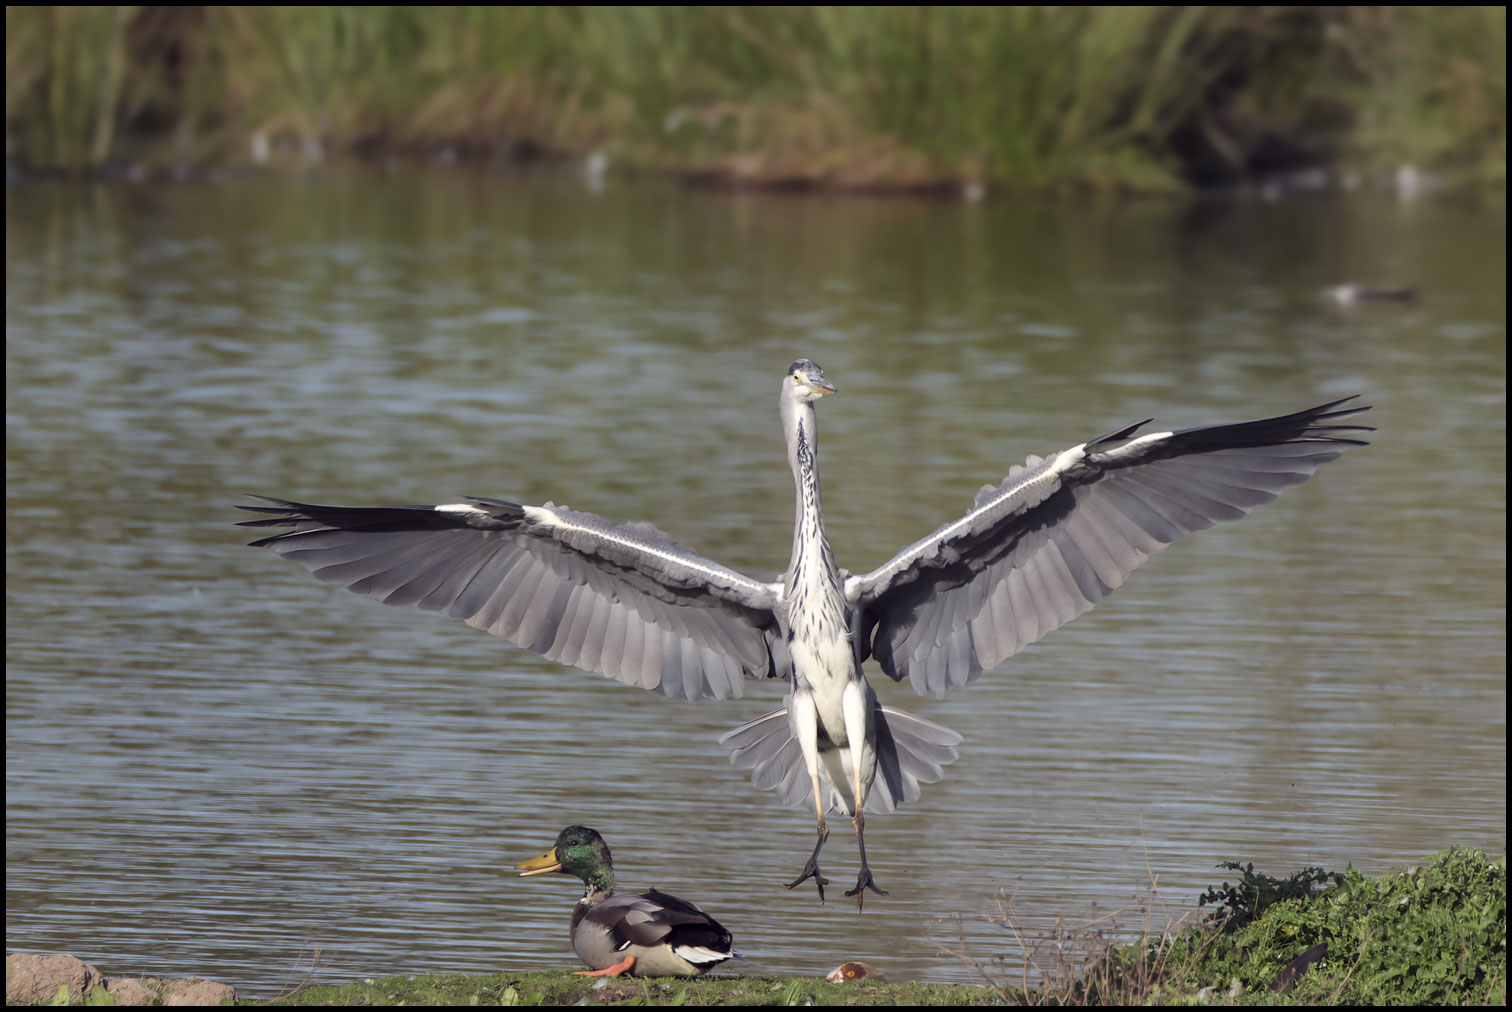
[1093,431,1173,462]
[949,443,1087,539]
[674,945,732,963]
[521,505,771,596]
[521,504,568,527]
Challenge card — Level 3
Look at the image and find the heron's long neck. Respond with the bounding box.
[784,402,842,617]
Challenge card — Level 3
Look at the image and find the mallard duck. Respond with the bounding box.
[515,826,736,977]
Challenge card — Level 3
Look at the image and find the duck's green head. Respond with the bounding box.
[515,825,614,892]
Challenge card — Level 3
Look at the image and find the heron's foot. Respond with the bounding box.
[575,955,636,977]
[785,857,830,902]
[845,813,887,909]
[787,819,831,901]
[844,865,888,909]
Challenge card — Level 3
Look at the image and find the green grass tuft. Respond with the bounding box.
[1150,849,1506,1004]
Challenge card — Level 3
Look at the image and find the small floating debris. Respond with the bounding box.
[1324,283,1417,305]
[826,960,887,982]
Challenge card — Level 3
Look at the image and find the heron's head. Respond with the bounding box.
[785,359,837,402]
[515,825,614,889]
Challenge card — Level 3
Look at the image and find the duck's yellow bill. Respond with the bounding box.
[515,847,562,876]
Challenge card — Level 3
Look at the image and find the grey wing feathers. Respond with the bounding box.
[850,397,1372,699]
[237,495,784,701]
[600,890,734,955]
[718,706,809,802]
[718,696,961,814]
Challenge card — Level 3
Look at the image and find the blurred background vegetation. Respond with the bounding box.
[4,5,1505,191]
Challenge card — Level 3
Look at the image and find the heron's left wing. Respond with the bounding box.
[844,397,1371,699]
[238,495,784,701]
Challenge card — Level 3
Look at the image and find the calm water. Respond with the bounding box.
[6,169,1505,997]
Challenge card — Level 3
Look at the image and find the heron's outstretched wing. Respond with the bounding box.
[238,495,784,701]
[844,397,1372,699]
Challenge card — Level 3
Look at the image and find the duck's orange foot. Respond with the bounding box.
[574,955,636,977]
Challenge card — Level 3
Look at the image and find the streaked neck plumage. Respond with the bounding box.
[780,394,845,648]
[575,866,614,907]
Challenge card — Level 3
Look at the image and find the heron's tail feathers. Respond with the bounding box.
[718,698,961,815]
[875,704,963,811]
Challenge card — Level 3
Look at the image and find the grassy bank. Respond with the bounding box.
[999,847,1508,1005]
[271,849,1503,1005]
[255,850,1505,1005]
[5,7,1505,190]
[268,850,1504,1006]
[263,971,999,1007]
[14,850,1505,1005]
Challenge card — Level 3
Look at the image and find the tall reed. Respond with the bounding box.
[4,6,1504,187]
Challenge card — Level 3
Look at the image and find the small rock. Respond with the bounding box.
[5,952,105,1005]
[107,977,160,1006]
[161,975,239,1005]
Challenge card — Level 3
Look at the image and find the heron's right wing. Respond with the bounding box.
[238,495,785,701]
[845,398,1371,699]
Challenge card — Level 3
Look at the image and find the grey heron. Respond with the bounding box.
[239,360,1371,906]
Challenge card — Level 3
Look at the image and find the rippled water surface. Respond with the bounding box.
[6,170,1505,997]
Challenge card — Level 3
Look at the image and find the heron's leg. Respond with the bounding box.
[845,813,888,908]
[839,680,886,907]
[785,808,830,899]
[785,692,830,900]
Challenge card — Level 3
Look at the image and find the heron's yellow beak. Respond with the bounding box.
[515,847,563,877]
